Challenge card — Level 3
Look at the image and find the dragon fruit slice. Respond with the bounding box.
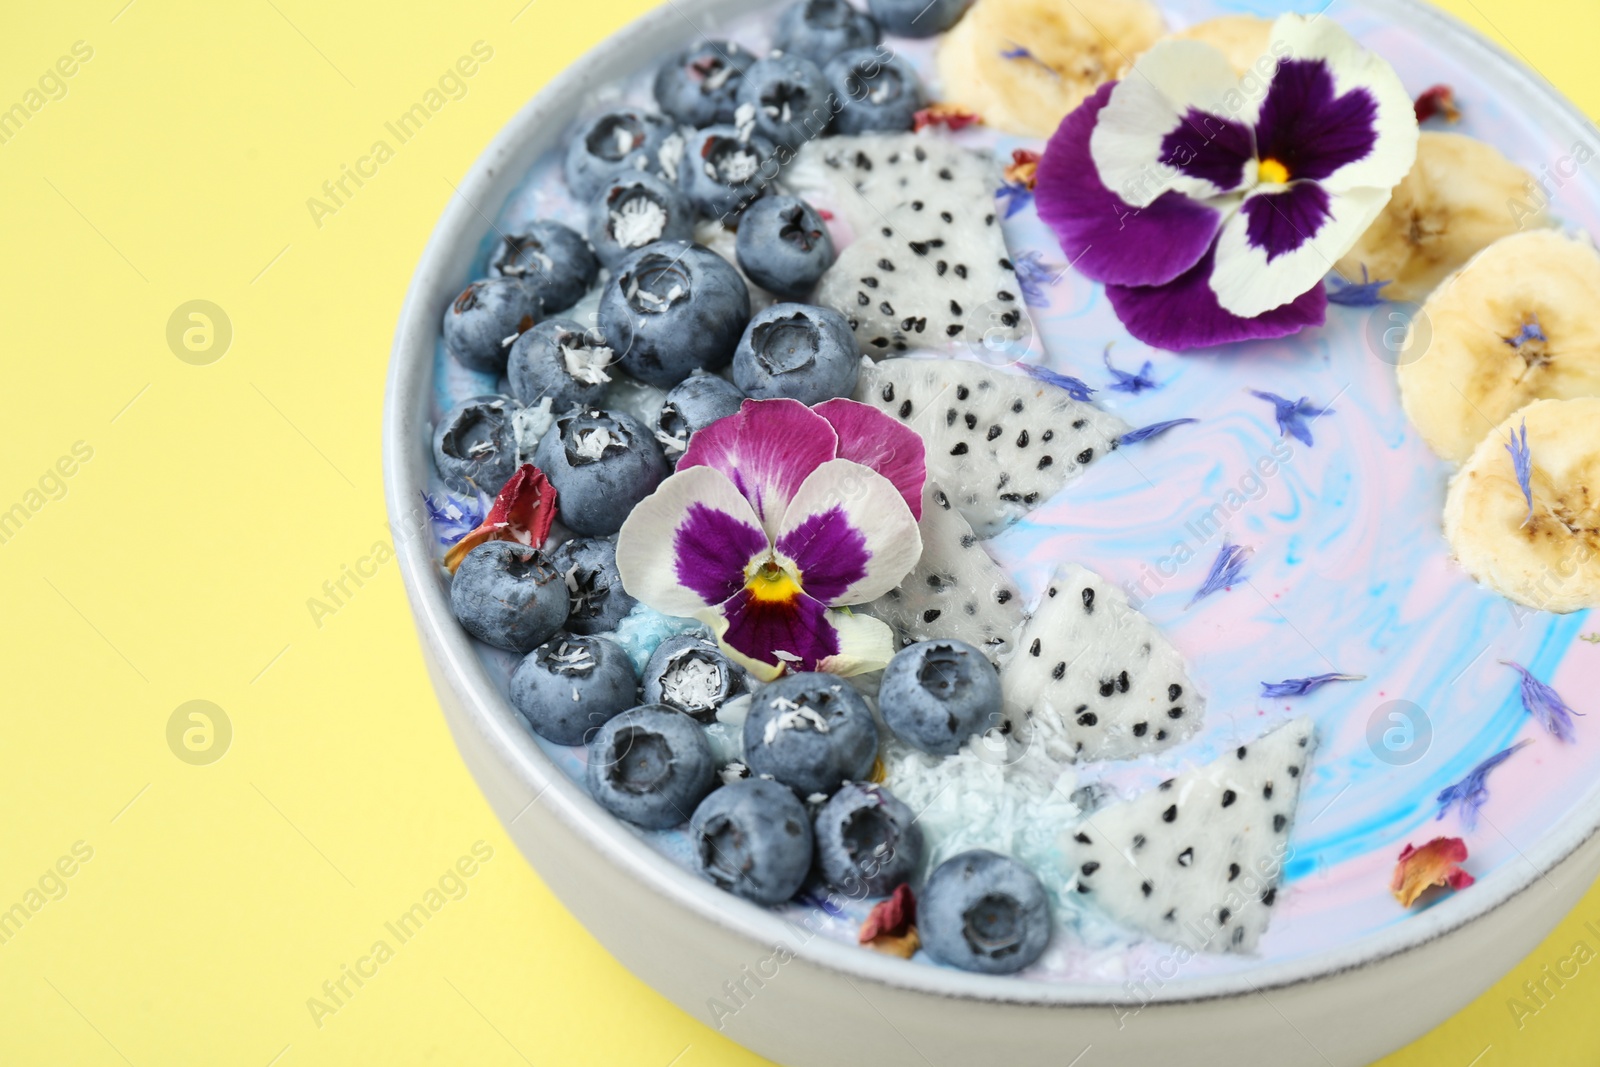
[788,133,1000,235]
[790,133,1025,355]
[855,358,1127,537]
[1067,717,1316,953]
[1003,564,1202,762]
[864,480,1024,660]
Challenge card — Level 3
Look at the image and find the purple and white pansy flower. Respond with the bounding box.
[1036,15,1419,351]
[616,398,926,681]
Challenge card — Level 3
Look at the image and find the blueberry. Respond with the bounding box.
[877,640,1002,756]
[586,705,716,828]
[507,319,616,411]
[735,196,836,300]
[510,634,637,745]
[736,54,832,148]
[742,672,878,797]
[680,126,778,221]
[656,372,746,463]
[642,632,748,722]
[653,39,754,128]
[450,541,570,653]
[564,107,679,200]
[733,303,859,404]
[773,0,880,66]
[600,241,752,387]
[533,408,667,536]
[588,171,696,269]
[442,277,538,374]
[487,222,599,317]
[549,537,638,634]
[920,850,1051,974]
[868,0,971,36]
[689,778,813,904]
[433,395,519,495]
[814,782,921,896]
[824,47,924,134]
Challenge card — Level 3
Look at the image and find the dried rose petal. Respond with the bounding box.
[1004,149,1041,191]
[1413,84,1461,124]
[443,464,558,573]
[913,103,982,133]
[1391,836,1475,907]
[859,882,916,951]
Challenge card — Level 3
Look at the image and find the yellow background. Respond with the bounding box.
[2,1,1597,1063]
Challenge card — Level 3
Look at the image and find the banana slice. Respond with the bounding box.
[938,0,1166,139]
[1444,398,1600,614]
[1337,132,1546,305]
[1397,229,1600,463]
[1172,15,1272,74]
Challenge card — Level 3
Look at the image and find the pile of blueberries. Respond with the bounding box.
[433,0,969,516]
[436,0,1052,975]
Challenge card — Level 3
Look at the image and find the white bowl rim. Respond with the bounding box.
[383,0,1600,1008]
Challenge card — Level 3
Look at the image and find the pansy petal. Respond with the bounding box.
[1091,39,1255,208]
[616,465,767,618]
[679,398,839,535]
[1254,15,1418,195]
[815,609,897,678]
[715,587,841,679]
[774,459,922,606]
[1037,83,1226,288]
[1210,184,1389,318]
[1105,245,1328,352]
[813,398,927,521]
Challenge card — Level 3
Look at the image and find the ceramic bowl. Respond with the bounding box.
[383,2,1600,1062]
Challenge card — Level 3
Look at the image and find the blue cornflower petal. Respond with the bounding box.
[996,183,1035,219]
[1502,661,1582,743]
[1022,363,1094,402]
[1326,266,1390,307]
[1259,673,1366,698]
[1104,346,1159,394]
[1505,314,1547,349]
[422,488,490,547]
[1251,389,1333,448]
[1436,739,1531,830]
[1011,250,1058,308]
[1120,419,1197,445]
[1505,418,1533,526]
[1189,542,1253,607]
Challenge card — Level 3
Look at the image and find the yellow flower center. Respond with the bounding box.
[745,558,803,603]
[1257,157,1290,185]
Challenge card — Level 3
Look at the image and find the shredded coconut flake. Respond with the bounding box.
[763,703,830,745]
[657,132,684,182]
[511,399,554,464]
[660,655,725,712]
[610,197,669,250]
[734,102,757,141]
[561,342,616,386]
[719,148,760,184]
[573,427,620,461]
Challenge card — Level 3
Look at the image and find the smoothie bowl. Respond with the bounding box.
[382,0,1600,1063]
